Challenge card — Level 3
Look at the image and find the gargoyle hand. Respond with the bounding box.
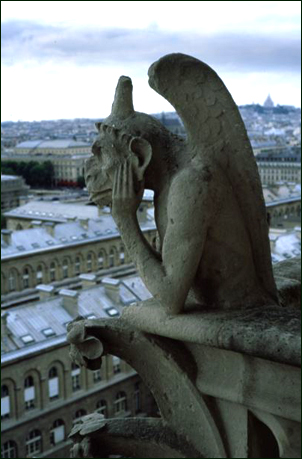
[112,156,144,223]
[67,317,104,371]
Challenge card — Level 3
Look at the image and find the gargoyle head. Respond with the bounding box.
[85,124,152,207]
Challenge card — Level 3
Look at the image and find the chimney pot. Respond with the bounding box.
[102,277,120,304]
[79,273,97,288]
[79,218,89,230]
[59,289,79,318]
[31,220,42,228]
[36,284,55,300]
[43,222,55,237]
[1,229,12,245]
[1,312,10,337]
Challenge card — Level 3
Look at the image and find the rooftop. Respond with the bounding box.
[4,200,100,222]
[1,213,155,259]
[1,174,22,181]
[1,273,152,361]
[15,139,91,149]
[4,193,154,222]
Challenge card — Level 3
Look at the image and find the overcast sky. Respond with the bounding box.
[1,1,301,122]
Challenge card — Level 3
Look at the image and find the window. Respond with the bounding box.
[21,334,35,345]
[96,399,107,417]
[86,253,92,272]
[36,265,43,284]
[75,257,81,275]
[50,263,56,282]
[48,367,59,400]
[93,369,102,383]
[62,259,68,279]
[26,429,42,457]
[1,441,17,458]
[8,271,16,292]
[119,246,125,265]
[71,363,81,391]
[105,308,119,317]
[73,409,87,424]
[50,419,65,446]
[42,328,55,337]
[24,376,35,410]
[98,251,104,269]
[1,385,10,419]
[114,391,127,414]
[23,268,29,289]
[112,356,121,374]
[109,249,115,267]
[86,314,96,319]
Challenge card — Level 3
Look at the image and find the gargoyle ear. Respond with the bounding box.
[95,122,102,132]
[129,137,152,181]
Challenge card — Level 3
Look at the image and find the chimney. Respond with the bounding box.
[79,273,97,289]
[1,312,13,352]
[79,218,89,230]
[1,312,10,338]
[294,226,301,241]
[36,284,55,300]
[102,278,120,304]
[44,222,55,237]
[269,234,278,251]
[59,289,79,318]
[1,229,12,245]
[31,220,42,228]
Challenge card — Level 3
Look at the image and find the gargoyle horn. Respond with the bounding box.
[111,75,135,119]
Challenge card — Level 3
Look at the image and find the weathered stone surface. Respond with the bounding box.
[273,256,301,282]
[273,257,301,307]
[68,53,301,458]
[69,415,201,458]
[85,52,279,314]
[67,316,103,369]
[67,312,300,457]
[122,301,300,366]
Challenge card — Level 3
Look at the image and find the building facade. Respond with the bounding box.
[256,148,301,185]
[3,140,92,184]
[1,175,29,212]
[1,214,157,302]
[1,276,157,458]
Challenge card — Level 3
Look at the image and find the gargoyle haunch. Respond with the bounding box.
[85,53,278,314]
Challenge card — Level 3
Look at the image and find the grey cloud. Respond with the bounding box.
[1,20,300,72]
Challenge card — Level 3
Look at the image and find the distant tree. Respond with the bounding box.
[254,104,264,114]
[273,105,289,115]
[30,164,45,186]
[77,176,86,188]
[43,161,55,187]
[1,165,15,175]
[1,159,55,188]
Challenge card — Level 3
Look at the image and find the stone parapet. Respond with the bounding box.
[66,258,301,458]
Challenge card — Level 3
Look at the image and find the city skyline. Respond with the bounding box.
[1,1,301,122]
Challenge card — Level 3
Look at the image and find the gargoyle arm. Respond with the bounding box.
[116,167,208,314]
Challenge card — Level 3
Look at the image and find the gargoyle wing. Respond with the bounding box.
[148,53,278,304]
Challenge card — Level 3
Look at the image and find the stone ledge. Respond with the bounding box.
[121,257,301,366]
[273,257,301,307]
[122,302,300,366]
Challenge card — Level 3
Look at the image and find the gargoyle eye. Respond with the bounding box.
[92,143,101,156]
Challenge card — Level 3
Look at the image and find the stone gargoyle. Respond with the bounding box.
[68,54,300,459]
[85,52,279,314]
